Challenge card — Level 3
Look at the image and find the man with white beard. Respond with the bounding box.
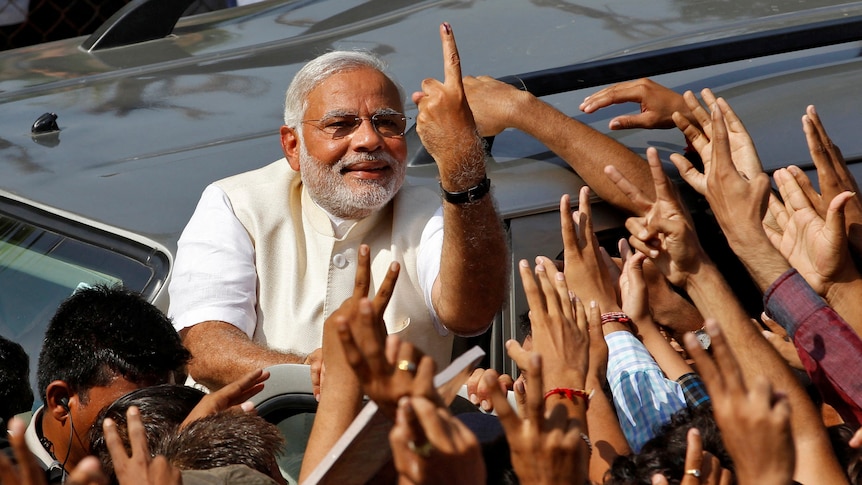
[168,24,507,392]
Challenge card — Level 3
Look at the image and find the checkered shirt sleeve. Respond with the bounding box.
[605,331,687,452]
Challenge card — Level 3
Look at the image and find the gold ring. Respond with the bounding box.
[407,439,433,457]
[684,469,701,478]
[396,359,417,372]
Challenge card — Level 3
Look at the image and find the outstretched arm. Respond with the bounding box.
[801,105,862,255]
[684,320,795,485]
[414,23,507,336]
[299,244,402,480]
[580,78,693,130]
[182,322,303,390]
[464,75,654,215]
[609,107,846,483]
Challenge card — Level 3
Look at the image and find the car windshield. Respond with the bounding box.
[1,202,167,409]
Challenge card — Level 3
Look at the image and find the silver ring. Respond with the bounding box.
[684,469,701,478]
[396,359,417,372]
[407,439,433,457]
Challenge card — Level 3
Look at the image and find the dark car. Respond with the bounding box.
[3,3,862,476]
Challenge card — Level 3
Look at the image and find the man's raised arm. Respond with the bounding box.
[413,23,508,336]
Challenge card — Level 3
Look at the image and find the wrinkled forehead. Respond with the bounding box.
[303,67,405,118]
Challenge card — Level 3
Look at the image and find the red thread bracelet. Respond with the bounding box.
[543,388,593,408]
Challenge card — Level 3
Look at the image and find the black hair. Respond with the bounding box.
[0,335,34,423]
[605,405,731,485]
[88,384,205,484]
[36,284,191,403]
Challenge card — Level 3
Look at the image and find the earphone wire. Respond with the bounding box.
[59,410,75,484]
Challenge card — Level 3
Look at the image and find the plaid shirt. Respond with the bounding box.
[606,331,687,452]
[764,269,862,426]
[677,372,710,408]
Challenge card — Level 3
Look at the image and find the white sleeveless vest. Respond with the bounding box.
[215,159,453,366]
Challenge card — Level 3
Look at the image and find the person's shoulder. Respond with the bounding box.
[215,158,296,192]
[181,465,280,485]
[393,182,440,209]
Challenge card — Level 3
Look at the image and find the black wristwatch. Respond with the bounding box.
[440,177,491,204]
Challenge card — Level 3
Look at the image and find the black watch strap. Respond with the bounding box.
[440,177,491,204]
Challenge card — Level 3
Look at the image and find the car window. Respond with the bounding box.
[1,198,168,409]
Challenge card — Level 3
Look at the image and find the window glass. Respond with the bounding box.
[0,206,167,410]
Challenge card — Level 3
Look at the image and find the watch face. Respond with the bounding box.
[695,330,711,349]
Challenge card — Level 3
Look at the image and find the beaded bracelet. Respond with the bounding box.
[543,388,594,409]
[601,311,631,326]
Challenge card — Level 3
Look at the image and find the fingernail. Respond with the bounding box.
[469,394,480,405]
[315,393,320,402]
[360,245,368,256]
[519,259,529,268]
[442,22,451,34]
[241,401,255,412]
[590,300,596,308]
[610,120,621,129]
[481,400,492,411]
[705,319,720,336]
[556,272,565,281]
[530,353,541,368]
[514,380,525,394]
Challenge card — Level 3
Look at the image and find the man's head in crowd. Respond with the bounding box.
[0,334,34,425]
[162,411,286,484]
[36,284,191,470]
[280,51,408,220]
[605,405,732,484]
[89,384,205,484]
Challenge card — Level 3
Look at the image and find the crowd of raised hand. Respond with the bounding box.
[301,78,862,485]
[4,29,862,485]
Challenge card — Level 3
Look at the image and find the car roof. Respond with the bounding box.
[2,0,862,301]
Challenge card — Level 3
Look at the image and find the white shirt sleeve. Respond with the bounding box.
[417,206,446,335]
[417,205,493,337]
[168,184,258,337]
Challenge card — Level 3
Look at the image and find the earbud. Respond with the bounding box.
[59,397,70,411]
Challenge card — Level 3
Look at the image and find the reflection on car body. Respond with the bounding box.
[3,2,862,480]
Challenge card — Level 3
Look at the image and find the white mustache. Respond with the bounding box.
[334,152,400,171]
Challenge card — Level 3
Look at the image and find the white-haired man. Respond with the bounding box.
[168,23,507,391]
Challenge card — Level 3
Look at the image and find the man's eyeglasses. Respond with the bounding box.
[301,113,410,139]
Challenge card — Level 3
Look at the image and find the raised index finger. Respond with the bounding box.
[439,22,463,87]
